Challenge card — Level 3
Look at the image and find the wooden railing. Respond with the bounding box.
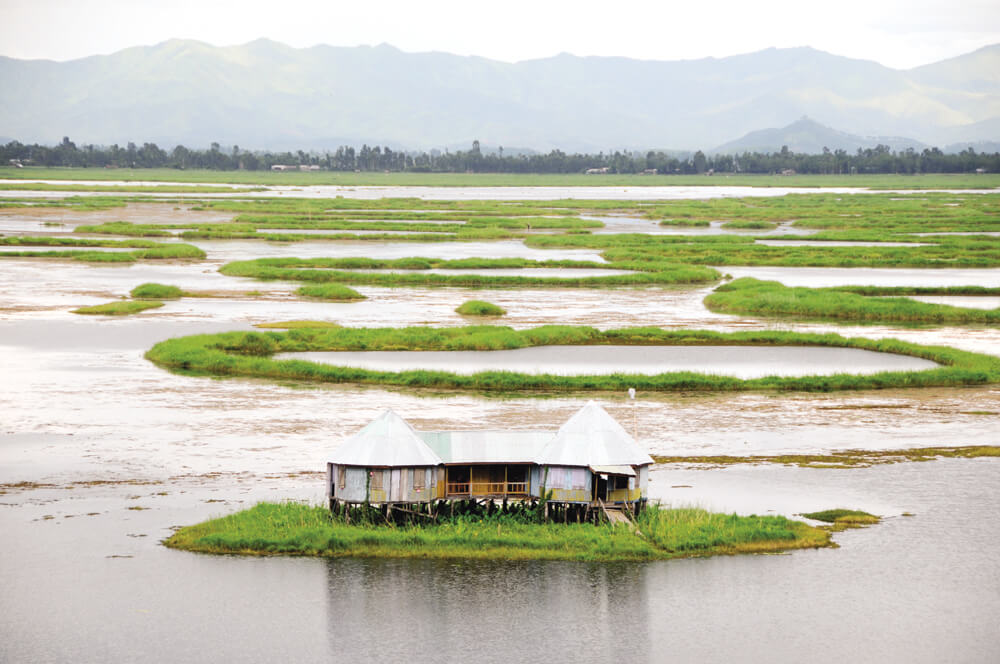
[446,482,528,496]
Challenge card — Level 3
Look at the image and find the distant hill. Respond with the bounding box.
[712,117,926,154]
[0,39,998,151]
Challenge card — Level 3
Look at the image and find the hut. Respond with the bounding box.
[326,402,653,514]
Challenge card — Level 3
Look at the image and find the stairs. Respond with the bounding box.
[597,499,633,527]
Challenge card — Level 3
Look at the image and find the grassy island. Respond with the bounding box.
[456,300,506,316]
[164,502,832,562]
[144,325,1000,393]
[73,300,165,316]
[218,257,720,288]
[704,278,1000,324]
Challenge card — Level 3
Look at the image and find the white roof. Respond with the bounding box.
[329,410,443,467]
[418,430,555,464]
[536,401,654,467]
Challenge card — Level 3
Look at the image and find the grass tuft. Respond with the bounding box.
[456,300,506,316]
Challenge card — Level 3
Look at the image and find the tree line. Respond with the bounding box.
[3,137,997,174]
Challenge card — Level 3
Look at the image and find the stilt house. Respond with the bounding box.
[326,402,653,511]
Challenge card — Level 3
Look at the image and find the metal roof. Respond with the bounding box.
[418,430,555,464]
[536,401,654,467]
[329,410,443,467]
[329,403,653,468]
[590,465,636,477]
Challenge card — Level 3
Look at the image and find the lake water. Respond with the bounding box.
[1,193,999,662]
[277,345,938,379]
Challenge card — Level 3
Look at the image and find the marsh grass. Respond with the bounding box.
[802,509,880,530]
[456,300,506,316]
[144,325,1000,394]
[704,278,1000,324]
[130,283,183,299]
[254,321,343,329]
[219,257,719,288]
[297,284,366,301]
[73,300,164,316]
[163,502,831,561]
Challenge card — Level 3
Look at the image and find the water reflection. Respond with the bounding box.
[325,558,650,663]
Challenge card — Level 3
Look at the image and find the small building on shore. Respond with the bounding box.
[326,402,653,512]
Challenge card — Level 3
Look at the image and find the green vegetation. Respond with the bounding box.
[651,445,1000,468]
[163,501,832,561]
[802,509,880,527]
[0,237,206,262]
[704,278,1000,324]
[297,284,366,301]
[73,300,165,316]
[456,300,506,316]
[144,325,1000,394]
[130,283,183,299]
[720,220,777,230]
[219,257,719,288]
[527,233,1000,269]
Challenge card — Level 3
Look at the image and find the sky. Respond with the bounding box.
[1,0,999,69]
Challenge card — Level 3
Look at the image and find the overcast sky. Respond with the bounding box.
[2,0,999,69]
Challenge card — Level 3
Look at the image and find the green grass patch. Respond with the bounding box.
[73,300,165,316]
[0,237,206,262]
[163,501,832,561]
[130,283,184,299]
[297,284,366,301]
[144,325,1000,394]
[704,278,1000,324]
[219,257,719,288]
[721,220,777,230]
[802,509,879,524]
[456,300,506,316]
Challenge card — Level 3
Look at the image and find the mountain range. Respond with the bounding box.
[1,39,998,152]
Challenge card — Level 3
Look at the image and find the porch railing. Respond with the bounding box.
[446,482,528,496]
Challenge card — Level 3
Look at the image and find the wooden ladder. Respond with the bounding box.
[598,499,633,527]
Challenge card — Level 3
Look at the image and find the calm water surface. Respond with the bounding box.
[2,198,999,662]
[280,345,939,379]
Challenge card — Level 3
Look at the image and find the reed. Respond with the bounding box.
[704,278,1000,323]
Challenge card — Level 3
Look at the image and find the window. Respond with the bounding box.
[338,466,346,489]
[370,469,383,490]
[413,468,425,490]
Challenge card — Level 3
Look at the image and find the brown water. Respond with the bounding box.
[1,200,999,662]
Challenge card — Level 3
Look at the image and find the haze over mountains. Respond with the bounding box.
[1,39,998,153]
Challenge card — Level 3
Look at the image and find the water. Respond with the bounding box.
[278,345,938,379]
[2,181,997,200]
[2,197,999,662]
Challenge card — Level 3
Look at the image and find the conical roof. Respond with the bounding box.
[536,401,654,467]
[329,410,443,467]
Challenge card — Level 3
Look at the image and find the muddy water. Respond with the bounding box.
[906,295,1000,310]
[2,201,999,662]
[591,216,818,236]
[280,345,938,379]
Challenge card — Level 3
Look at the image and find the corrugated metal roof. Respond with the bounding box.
[418,430,555,464]
[590,465,636,477]
[329,410,443,467]
[329,403,653,468]
[536,401,654,467]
